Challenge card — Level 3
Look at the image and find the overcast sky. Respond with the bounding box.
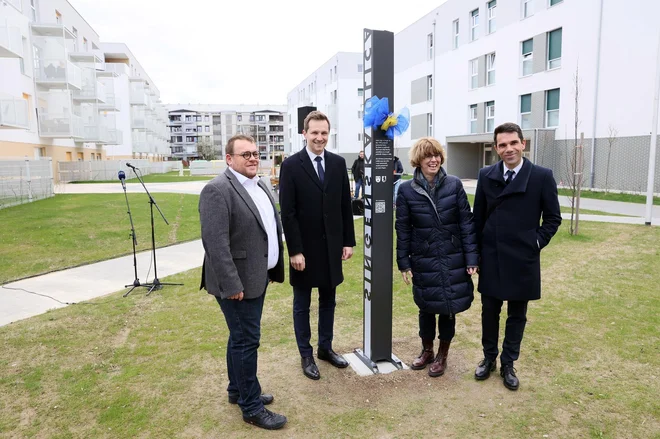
[70,0,446,105]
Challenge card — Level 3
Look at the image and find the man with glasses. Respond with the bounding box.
[279,111,356,381]
[199,135,287,430]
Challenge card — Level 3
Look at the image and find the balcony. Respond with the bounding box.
[98,94,120,111]
[73,69,106,102]
[38,111,83,138]
[34,59,82,90]
[0,96,29,129]
[82,123,112,143]
[0,21,23,58]
[106,129,123,145]
[102,62,129,76]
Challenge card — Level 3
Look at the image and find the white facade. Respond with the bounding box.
[165,104,287,161]
[0,0,168,167]
[393,0,660,181]
[286,52,364,156]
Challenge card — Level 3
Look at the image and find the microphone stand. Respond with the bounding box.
[127,166,182,296]
[120,176,143,297]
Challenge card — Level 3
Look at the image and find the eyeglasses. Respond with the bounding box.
[233,151,260,160]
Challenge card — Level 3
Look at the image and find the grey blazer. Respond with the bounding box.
[199,168,285,299]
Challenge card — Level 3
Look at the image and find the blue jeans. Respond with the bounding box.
[293,286,336,357]
[354,178,363,199]
[216,292,265,417]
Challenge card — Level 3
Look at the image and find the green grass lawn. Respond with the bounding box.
[0,194,201,284]
[557,189,659,205]
[70,171,213,184]
[464,194,629,217]
[0,221,658,437]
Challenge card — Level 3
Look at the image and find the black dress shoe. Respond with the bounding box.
[317,348,349,368]
[475,358,497,380]
[301,356,320,380]
[228,393,274,405]
[500,364,519,391]
[243,408,287,430]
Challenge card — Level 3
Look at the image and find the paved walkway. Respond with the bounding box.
[2,180,656,328]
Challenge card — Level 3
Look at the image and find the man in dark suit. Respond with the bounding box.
[199,135,287,430]
[472,122,562,391]
[279,110,356,380]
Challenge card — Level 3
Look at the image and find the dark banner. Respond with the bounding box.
[356,29,401,371]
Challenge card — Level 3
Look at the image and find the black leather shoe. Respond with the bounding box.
[475,358,497,380]
[243,408,287,430]
[228,393,274,405]
[500,364,519,391]
[301,356,320,380]
[317,348,349,368]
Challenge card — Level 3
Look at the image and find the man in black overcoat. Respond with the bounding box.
[473,122,562,391]
[279,111,356,380]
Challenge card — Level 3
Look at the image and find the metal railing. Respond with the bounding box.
[0,158,54,210]
[0,96,29,129]
[38,111,84,138]
[0,22,23,57]
[34,59,82,89]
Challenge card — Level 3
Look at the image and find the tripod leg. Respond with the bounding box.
[123,285,138,297]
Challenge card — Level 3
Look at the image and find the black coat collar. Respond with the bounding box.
[485,158,532,197]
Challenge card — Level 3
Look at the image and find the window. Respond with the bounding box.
[469,105,478,133]
[204,115,209,121]
[470,9,479,41]
[185,115,192,122]
[487,1,497,34]
[30,0,38,22]
[469,58,478,89]
[358,110,363,119]
[331,90,337,104]
[19,37,27,74]
[427,75,433,101]
[205,126,210,132]
[546,89,560,127]
[486,53,496,85]
[358,63,363,73]
[486,101,495,132]
[358,88,364,97]
[358,133,362,141]
[72,27,78,51]
[177,136,182,142]
[427,113,433,136]
[521,39,533,76]
[171,136,176,143]
[55,10,61,24]
[83,37,88,51]
[427,33,434,59]
[550,0,563,6]
[237,114,242,121]
[520,94,532,129]
[522,0,533,18]
[197,125,203,132]
[547,28,562,69]
[452,20,459,49]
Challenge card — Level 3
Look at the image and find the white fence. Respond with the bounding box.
[0,159,55,209]
[189,160,275,176]
[57,160,180,183]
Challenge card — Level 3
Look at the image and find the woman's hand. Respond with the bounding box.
[401,270,413,285]
[466,266,478,276]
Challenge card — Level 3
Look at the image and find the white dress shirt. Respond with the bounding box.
[229,167,279,269]
[306,147,325,177]
[503,160,524,182]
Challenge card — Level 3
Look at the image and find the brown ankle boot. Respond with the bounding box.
[411,339,434,370]
[428,340,451,377]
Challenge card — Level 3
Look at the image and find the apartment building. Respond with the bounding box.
[286,52,364,161]
[166,104,287,161]
[0,0,168,176]
[394,0,660,192]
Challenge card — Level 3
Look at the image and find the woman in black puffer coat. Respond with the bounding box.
[395,137,479,377]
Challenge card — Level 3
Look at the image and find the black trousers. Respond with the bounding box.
[481,294,529,366]
[293,285,336,357]
[418,311,456,341]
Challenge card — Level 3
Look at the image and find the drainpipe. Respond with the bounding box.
[533,128,539,164]
[589,0,605,188]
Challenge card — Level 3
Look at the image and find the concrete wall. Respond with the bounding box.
[446,142,481,179]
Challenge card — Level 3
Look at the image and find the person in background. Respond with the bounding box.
[393,155,404,206]
[395,137,478,378]
[351,150,365,199]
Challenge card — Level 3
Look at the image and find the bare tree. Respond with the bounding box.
[604,125,618,193]
[196,137,217,161]
[563,65,584,235]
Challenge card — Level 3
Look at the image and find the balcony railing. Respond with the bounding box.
[83,123,111,143]
[34,59,82,90]
[0,22,23,58]
[73,78,106,102]
[98,94,120,110]
[106,129,123,145]
[0,96,29,129]
[38,111,83,138]
[129,89,148,106]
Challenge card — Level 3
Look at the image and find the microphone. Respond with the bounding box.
[126,163,138,170]
[118,170,126,190]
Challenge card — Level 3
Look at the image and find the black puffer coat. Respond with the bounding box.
[395,168,479,315]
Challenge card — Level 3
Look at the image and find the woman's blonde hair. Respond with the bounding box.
[408,137,446,168]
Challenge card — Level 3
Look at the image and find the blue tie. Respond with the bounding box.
[505,170,515,185]
[315,156,325,184]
